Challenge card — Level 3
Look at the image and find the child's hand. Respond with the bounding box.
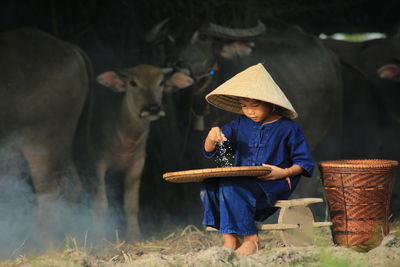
[204,127,228,152]
[207,127,227,143]
[258,164,288,180]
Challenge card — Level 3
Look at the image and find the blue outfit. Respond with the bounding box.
[201,115,314,235]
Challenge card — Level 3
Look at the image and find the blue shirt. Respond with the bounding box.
[203,115,314,200]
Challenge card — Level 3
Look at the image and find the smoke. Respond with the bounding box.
[0,139,124,260]
[0,171,36,258]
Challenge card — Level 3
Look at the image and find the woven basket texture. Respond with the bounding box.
[163,166,271,183]
[319,159,399,251]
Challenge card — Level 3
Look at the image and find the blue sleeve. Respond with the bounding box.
[288,126,314,177]
[201,117,239,159]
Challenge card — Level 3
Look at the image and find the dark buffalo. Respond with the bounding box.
[323,37,400,217]
[0,28,92,242]
[141,18,343,229]
[148,18,342,155]
[323,37,400,161]
[78,64,191,241]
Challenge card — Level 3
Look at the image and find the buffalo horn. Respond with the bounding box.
[145,18,170,43]
[207,20,266,40]
[162,67,174,74]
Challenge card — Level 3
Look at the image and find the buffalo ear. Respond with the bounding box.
[164,72,194,93]
[96,71,126,92]
[377,64,400,82]
[219,41,254,59]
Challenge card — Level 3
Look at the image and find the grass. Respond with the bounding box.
[1,222,399,266]
[317,249,365,267]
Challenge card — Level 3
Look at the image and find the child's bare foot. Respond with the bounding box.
[235,240,259,256]
[222,233,240,250]
[235,234,259,256]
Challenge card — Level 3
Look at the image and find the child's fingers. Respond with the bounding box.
[262,164,273,168]
[216,133,226,142]
[210,127,227,143]
[258,171,274,179]
[258,164,273,179]
[221,133,227,142]
[213,134,226,143]
[259,165,284,180]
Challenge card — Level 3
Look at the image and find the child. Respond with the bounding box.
[201,63,314,256]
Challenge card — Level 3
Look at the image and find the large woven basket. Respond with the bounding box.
[319,159,398,251]
[163,166,271,183]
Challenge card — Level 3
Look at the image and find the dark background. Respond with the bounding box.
[2,0,400,72]
[1,0,399,237]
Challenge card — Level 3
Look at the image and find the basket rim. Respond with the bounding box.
[318,159,399,169]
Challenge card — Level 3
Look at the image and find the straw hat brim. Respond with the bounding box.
[206,94,298,119]
[205,63,298,119]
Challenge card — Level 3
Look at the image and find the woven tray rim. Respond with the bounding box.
[319,159,399,169]
[163,166,271,183]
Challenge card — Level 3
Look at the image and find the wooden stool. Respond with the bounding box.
[206,198,332,247]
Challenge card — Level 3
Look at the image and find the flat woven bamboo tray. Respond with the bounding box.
[163,166,272,183]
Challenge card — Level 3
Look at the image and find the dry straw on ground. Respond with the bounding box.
[1,223,400,266]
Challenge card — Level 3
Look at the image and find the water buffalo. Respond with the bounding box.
[148,18,342,155]
[78,64,191,241]
[323,37,400,161]
[0,28,92,243]
[322,37,400,217]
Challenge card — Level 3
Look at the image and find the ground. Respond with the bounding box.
[1,224,400,266]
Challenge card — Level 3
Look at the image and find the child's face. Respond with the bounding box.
[239,98,273,124]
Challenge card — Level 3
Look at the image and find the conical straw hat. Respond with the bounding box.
[205,63,298,119]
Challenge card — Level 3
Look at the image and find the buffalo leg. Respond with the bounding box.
[90,163,109,240]
[124,156,145,241]
[21,139,81,243]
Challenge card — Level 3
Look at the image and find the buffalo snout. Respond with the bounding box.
[140,104,165,120]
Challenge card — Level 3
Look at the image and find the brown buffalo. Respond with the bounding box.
[78,64,191,241]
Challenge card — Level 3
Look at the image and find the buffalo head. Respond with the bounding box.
[146,18,266,129]
[146,18,265,89]
[96,64,193,121]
